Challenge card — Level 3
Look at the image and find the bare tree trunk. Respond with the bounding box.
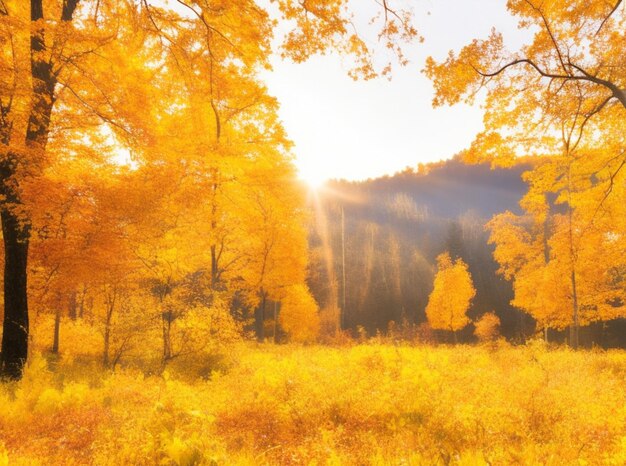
[255,291,266,342]
[161,309,173,366]
[0,205,30,378]
[102,287,116,369]
[273,301,278,343]
[569,267,579,349]
[52,307,61,354]
[567,189,579,350]
[341,205,346,330]
[68,291,77,320]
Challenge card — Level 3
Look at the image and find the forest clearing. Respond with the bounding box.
[1,340,625,465]
[1,1,626,464]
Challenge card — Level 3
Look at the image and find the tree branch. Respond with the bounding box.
[596,0,623,35]
[523,0,568,74]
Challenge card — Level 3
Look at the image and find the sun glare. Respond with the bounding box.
[299,170,328,190]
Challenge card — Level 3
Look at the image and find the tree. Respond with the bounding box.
[0,0,83,378]
[474,312,500,343]
[488,149,626,345]
[279,284,320,343]
[425,1,626,167]
[0,0,165,377]
[487,209,565,335]
[425,252,475,341]
[426,1,626,347]
[0,0,418,378]
[445,221,465,261]
[239,154,310,341]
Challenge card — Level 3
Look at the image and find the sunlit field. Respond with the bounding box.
[1,341,624,465]
[2,2,626,466]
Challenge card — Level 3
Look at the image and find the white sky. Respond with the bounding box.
[260,0,530,183]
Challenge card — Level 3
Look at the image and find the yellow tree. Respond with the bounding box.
[426,1,626,347]
[425,252,476,342]
[237,150,310,341]
[279,284,320,343]
[488,86,626,345]
[0,0,165,378]
[474,312,500,343]
[0,0,417,378]
[27,165,116,354]
[426,1,626,167]
[488,145,626,344]
[0,0,84,378]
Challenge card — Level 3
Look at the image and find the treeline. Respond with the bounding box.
[308,157,626,347]
[0,0,402,378]
[424,1,626,348]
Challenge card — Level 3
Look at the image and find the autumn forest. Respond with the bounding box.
[0,1,625,464]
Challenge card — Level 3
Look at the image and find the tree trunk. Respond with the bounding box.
[210,244,218,288]
[52,306,61,354]
[273,301,278,344]
[78,285,87,319]
[569,268,579,349]
[86,296,94,320]
[255,292,266,342]
[161,309,173,366]
[0,0,78,379]
[209,177,220,290]
[102,288,116,369]
[68,291,77,320]
[341,205,346,331]
[0,207,30,379]
[103,324,110,369]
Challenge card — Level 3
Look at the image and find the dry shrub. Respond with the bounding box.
[474,312,501,343]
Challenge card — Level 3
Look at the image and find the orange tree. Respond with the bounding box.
[426,1,626,347]
[0,0,417,378]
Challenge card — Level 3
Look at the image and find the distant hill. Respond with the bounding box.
[308,156,626,346]
[326,157,530,220]
[306,156,532,341]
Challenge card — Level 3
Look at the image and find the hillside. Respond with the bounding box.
[307,157,625,346]
[336,158,529,219]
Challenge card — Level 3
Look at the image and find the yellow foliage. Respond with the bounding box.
[0,344,625,464]
[425,252,476,334]
[428,0,626,343]
[279,284,320,343]
[474,312,501,342]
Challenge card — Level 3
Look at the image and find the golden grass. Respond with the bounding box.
[1,341,625,465]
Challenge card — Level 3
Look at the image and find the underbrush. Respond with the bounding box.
[0,342,625,465]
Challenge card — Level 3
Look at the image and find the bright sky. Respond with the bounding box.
[261,0,530,183]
